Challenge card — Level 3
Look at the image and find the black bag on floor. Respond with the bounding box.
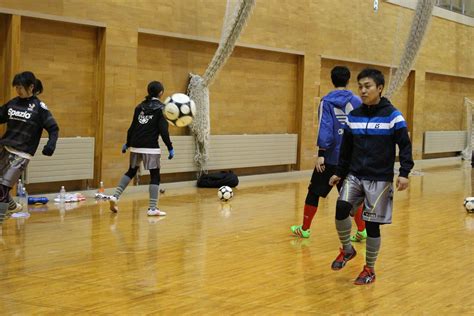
[197,171,239,188]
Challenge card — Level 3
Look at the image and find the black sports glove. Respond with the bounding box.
[42,145,55,156]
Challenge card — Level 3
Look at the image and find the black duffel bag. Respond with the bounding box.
[197,171,239,188]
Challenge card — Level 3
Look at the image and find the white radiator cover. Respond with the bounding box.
[423,131,466,154]
[25,137,95,184]
[143,134,298,174]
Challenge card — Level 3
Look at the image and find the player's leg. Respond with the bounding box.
[7,194,21,212]
[331,175,364,270]
[291,165,336,238]
[350,205,367,242]
[337,177,366,242]
[0,185,11,224]
[0,150,28,221]
[109,165,138,213]
[354,221,379,285]
[291,191,319,238]
[147,168,166,216]
[354,180,392,285]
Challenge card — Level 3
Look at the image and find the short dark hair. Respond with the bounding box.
[146,81,164,99]
[331,66,351,87]
[357,68,385,87]
[12,71,43,95]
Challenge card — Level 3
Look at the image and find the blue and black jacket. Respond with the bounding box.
[335,97,414,182]
[317,90,362,165]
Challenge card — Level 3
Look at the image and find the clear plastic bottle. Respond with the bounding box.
[17,179,23,197]
[98,181,105,193]
[20,187,28,210]
[59,185,66,203]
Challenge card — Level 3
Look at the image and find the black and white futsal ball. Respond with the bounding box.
[373,0,379,12]
[218,186,233,202]
[464,197,474,213]
[163,93,196,127]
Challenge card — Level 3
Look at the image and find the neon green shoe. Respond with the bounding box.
[350,229,367,242]
[290,225,311,238]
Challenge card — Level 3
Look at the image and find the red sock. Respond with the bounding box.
[302,204,318,231]
[354,205,365,232]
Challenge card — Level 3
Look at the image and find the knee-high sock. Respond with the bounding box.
[0,202,9,224]
[366,237,381,268]
[336,217,353,252]
[302,204,318,230]
[114,175,132,198]
[7,195,16,210]
[149,184,160,210]
[354,205,366,232]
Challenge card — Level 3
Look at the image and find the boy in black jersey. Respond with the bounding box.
[109,81,174,216]
[0,71,59,223]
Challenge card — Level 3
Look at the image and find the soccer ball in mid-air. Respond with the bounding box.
[218,186,233,202]
[464,197,474,213]
[163,93,196,127]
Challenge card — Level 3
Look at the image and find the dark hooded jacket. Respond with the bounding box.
[317,90,362,165]
[126,98,173,151]
[335,97,414,181]
[0,96,59,156]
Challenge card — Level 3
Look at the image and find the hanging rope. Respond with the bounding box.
[387,9,405,92]
[187,0,256,175]
[385,0,435,99]
[462,97,474,161]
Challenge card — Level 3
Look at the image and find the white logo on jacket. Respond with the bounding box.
[138,111,153,124]
[8,108,31,120]
[334,103,354,125]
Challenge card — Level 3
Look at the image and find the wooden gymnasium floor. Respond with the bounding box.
[0,162,473,314]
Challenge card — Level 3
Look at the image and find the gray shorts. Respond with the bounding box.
[339,174,394,224]
[130,152,161,170]
[0,146,29,188]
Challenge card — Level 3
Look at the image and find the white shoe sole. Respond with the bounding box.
[147,210,167,216]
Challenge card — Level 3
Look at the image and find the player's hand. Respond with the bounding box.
[315,156,325,172]
[168,148,175,160]
[121,144,128,154]
[42,145,55,156]
[329,175,341,186]
[396,176,409,191]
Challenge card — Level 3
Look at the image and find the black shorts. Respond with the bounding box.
[308,163,342,198]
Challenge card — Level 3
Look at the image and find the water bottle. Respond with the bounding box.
[19,186,28,209]
[98,181,105,193]
[59,186,66,203]
[16,179,23,197]
[28,197,49,205]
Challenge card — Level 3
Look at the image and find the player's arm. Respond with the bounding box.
[394,115,414,191]
[126,108,139,148]
[317,101,335,153]
[335,124,353,179]
[158,114,173,159]
[40,103,59,156]
[0,101,10,124]
[316,101,334,172]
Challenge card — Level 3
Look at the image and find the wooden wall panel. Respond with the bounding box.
[0,0,471,186]
[320,59,410,120]
[20,17,97,137]
[0,14,6,103]
[137,34,299,136]
[424,73,474,131]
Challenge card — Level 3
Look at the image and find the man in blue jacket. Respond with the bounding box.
[329,68,414,285]
[291,66,365,240]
